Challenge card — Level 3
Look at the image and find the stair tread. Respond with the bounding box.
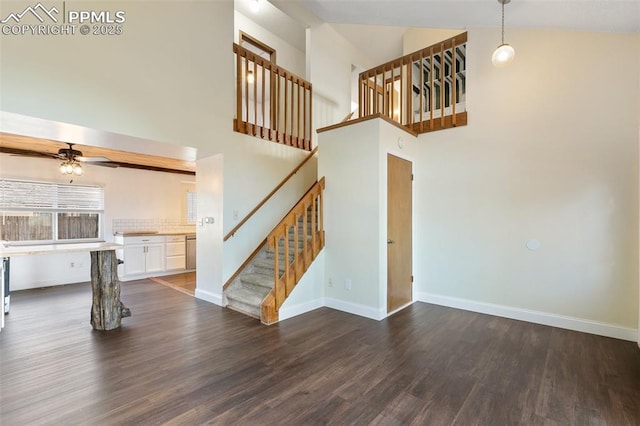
[240,273,274,289]
[226,286,268,307]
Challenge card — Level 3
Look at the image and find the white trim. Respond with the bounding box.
[279,298,324,322]
[417,292,638,342]
[324,297,386,320]
[195,288,222,306]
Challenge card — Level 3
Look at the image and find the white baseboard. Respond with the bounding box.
[324,297,386,321]
[279,298,324,322]
[417,292,638,342]
[195,288,222,306]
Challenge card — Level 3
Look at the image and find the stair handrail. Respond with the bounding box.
[223,147,318,242]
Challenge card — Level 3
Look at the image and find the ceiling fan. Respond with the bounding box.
[56,143,114,165]
[56,143,117,176]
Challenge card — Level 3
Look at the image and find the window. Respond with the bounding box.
[0,179,104,244]
[186,191,197,224]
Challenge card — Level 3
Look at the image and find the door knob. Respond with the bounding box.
[387,239,395,244]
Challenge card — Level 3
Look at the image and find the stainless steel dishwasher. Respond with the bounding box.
[186,235,196,270]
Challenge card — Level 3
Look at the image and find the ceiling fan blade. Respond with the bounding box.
[0,147,60,159]
[76,156,111,163]
[91,161,119,168]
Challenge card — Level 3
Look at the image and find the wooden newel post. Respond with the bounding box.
[90,250,131,330]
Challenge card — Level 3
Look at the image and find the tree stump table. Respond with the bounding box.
[90,249,131,330]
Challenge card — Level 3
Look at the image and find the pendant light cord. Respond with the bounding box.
[501,1,505,45]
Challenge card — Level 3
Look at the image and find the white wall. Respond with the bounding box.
[408,28,639,339]
[279,250,325,321]
[308,23,375,132]
[318,118,418,320]
[195,154,224,304]
[0,1,232,148]
[0,154,192,290]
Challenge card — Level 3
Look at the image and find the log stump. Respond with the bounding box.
[90,250,130,330]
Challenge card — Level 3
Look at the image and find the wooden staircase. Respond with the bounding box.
[224,178,325,324]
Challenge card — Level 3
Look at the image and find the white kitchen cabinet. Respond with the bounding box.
[116,235,166,280]
[165,235,186,271]
[123,244,146,276]
[145,243,165,273]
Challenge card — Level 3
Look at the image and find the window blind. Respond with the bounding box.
[0,179,104,211]
[186,191,197,223]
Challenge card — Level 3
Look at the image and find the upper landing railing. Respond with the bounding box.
[359,32,467,134]
[234,43,313,151]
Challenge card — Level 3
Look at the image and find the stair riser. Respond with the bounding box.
[241,281,273,294]
[226,299,260,318]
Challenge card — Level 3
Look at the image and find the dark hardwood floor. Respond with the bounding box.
[1,280,639,425]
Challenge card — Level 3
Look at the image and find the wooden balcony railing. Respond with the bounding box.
[359,32,467,134]
[261,177,325,324]
[234,43,313,151]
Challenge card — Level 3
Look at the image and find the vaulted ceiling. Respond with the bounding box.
[300,0,640,33]
[270,0,639,68]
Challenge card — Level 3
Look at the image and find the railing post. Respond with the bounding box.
[311,195,317,257]
[429,46,434,131]
[293,212,299,280]
[283,224,290,296]
[319,180,324,246]
[236,50,242,131]
[308,85,313,150]
[452,39,457,126]
[303,203,309,269]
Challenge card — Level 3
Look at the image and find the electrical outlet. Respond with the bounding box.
[70,262,75,268]
[344,279,352,291]
[328,278,333,287]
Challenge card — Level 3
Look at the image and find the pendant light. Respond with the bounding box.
[492,0,515,67]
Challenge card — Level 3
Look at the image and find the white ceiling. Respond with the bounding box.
[269,0,639,68]
[301,0,640,33]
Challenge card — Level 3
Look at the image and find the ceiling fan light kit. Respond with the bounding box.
[58,143,85,176]
[492,0,515,67]
[59,159,83,176]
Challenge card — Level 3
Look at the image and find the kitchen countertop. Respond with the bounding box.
[1,242,122,257]
[114,231,196,237]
